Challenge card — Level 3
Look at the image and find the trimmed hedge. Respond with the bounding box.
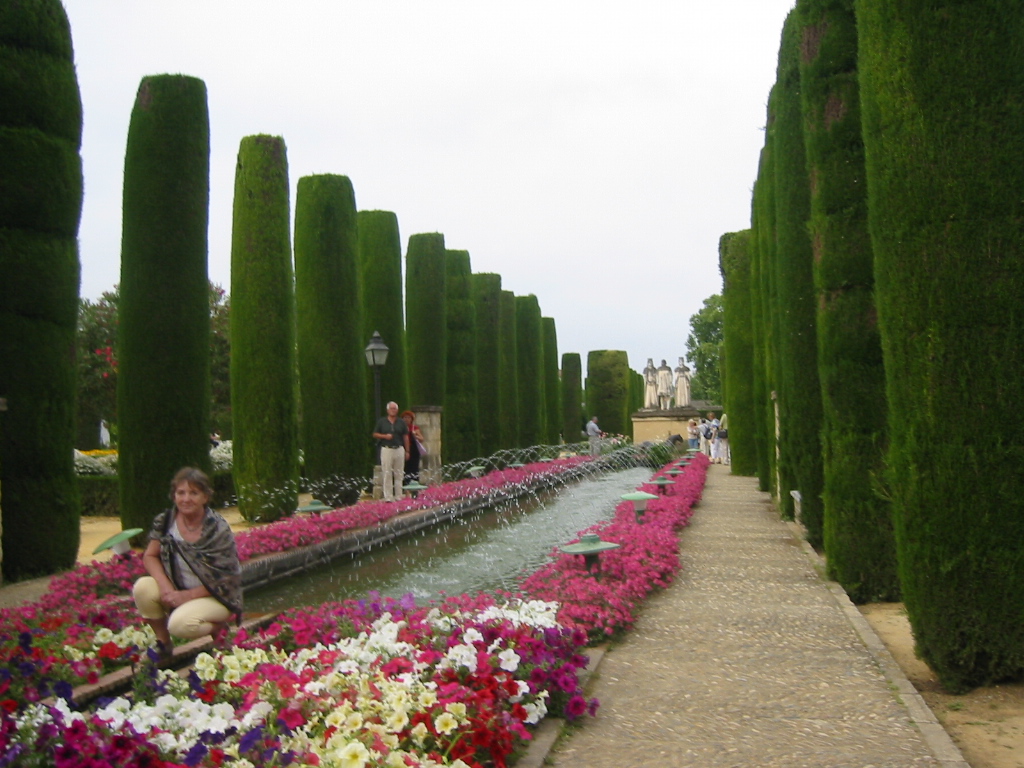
[471,273,502,457]
[719,231,756,477]
[541,317,560,443]
[0,0,83,580]
[230,135,298,522]
[444,250,479,462]
[859,0,1024,690]
[514,295,544,447]
[586,350,629,436]
[358,210,408,411]
[118,75,212,536]
[497,290,519,448]
[798,0,896,603]
[771,11,824,544]
[295,174,368,500]
[751,127,777,495]
[560,352,583,443]
[405,233,446,407]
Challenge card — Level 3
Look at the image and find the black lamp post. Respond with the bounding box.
[364,331,390,417]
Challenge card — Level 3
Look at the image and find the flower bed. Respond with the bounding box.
[0,454,707,767]
[523,453,708,640]
[0,458,595,706]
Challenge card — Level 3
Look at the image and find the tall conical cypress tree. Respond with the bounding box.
[749,142,775,493]
[358,210,408,412]
[515,295,544,447]
[0,0,83,578]
[230,135,298,522]
[719,231,757,476]
[406,233,446,407]
[444,249,479,462]
[587,351,630,436]
[471,273,502,457]
[561,352,583,445]
[859,0,1024,690]
[295,174,367,501]
[118,75,211,536]
[798,0,896,603]
[541,317,560,443]
[497,290,519,449]
[772,11,825,544]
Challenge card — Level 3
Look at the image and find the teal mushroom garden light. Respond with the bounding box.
[561,533,620,574]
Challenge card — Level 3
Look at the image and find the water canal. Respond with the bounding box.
[245,465,652,612]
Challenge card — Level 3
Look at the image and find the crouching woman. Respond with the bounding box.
[133,467,242,662]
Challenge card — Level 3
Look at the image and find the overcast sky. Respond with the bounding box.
[63,0,794,374]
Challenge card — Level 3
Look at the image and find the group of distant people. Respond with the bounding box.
[688,411,729,464]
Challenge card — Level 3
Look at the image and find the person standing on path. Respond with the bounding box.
[373,401,410,501]
[586,416,604,456]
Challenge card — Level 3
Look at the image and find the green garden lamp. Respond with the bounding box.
[621,491,659,523]
[403,480,429,499]
[561,533,621,574]
[298,499,333,515]
[649,476,675,495]
[93,528,144,556]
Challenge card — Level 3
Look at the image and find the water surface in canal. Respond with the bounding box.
[245,466,651,611]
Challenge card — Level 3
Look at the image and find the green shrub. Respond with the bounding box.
[295,174,368,497]
[515,295,544,447]
[118,75,212,537]
[586,350,630,436]
[751,127,778,495]
[560,352,583,443]
[471,273,502,456]
[0,0,82,579]
[358,210,408,411]
[497,290,519,448]
[799,0,896,603]
[859,0,1024,690]
[230,135,298,522]
[542,318,560,443]
[444,250,479,462]
[719,230,757,477]
[405,233,446,407]
[771,11,824,543]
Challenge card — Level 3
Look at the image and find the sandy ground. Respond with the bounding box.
[860,603,1024,768]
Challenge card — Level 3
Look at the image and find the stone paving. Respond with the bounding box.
[546,465,965,768]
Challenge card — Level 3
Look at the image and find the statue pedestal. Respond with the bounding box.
[631,405,702,444]
[412,405,443,486]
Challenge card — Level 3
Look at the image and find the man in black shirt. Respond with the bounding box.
[372,401,410,501]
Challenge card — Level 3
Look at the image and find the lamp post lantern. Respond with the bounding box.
[364,331,390,417]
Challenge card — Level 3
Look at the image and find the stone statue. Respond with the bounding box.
[656,359,673,410]
[674,357,691,407]
[643,358,658,409]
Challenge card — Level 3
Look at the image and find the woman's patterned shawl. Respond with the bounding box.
[148,507,243,618]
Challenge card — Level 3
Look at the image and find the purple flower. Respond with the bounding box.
[565,695,588,720]
[184,741,208,766]
[239,725,264,752]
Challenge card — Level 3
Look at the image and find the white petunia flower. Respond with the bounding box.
[498,648,521,672]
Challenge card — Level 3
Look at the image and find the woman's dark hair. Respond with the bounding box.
[169,466,214,500]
